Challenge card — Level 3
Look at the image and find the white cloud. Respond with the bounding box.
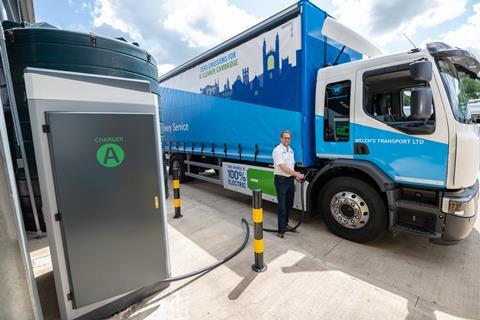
[443,3,480,58]
[89,0,473,70]
[157,64,175,77]
[331,0,467,48]
[91,0,260,68]
[331,0,372,38]
[162,0,259,48]
[92,0,143,41]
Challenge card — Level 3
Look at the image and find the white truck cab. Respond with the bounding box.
[314,42,479,243]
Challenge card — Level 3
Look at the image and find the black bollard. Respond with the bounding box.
[251,189,267,272]
[172,168,183,219]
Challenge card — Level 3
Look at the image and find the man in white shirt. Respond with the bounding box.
[272,130,304,238]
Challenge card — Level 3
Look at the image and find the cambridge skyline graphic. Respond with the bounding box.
[200,33,302,111]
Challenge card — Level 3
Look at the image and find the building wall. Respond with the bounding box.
[1,0,35,23]
[0,138,38,319]
[0,1,40,319]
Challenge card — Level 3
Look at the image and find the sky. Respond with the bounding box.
[34,0,480,76]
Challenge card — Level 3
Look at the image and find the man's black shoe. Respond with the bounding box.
[287,224,298,233]
[276,232,285,239]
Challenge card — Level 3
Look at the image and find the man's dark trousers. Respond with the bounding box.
[274,175,295,233]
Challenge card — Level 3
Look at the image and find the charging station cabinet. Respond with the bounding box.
[26,68,170,319]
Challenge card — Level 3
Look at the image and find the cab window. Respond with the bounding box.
[363,66,435,134]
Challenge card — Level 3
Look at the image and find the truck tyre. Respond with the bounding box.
[169,154,190,182]
[318,177,387,243]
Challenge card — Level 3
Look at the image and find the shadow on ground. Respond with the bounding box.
[139,177,480,320]
[32,174,480,320]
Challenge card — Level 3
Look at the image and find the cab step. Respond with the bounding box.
[392,223,441,238]
[395,199,439,213]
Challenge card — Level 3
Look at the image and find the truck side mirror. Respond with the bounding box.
[411,87,433,120]
[410,60,432,82]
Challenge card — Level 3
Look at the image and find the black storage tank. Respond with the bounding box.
[2,21,164,230]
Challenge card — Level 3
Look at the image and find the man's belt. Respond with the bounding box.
[275,175,294,180]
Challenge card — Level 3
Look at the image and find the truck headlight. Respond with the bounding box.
[442,196,477,217]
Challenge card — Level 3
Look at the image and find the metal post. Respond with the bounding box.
[251,189,267,272]
[0,24,42,236]
[172,168,182,219]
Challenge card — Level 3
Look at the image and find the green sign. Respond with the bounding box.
[96,143,125,168]
[247,168,277,196]
[336,126,349,137]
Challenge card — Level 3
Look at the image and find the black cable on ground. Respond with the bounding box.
[160,218,250,283]
[263,173,308,234]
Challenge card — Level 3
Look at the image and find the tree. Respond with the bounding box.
[462,77,480,101]
[402,93,411,106]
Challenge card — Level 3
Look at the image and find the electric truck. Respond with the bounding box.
[159,0,479,244]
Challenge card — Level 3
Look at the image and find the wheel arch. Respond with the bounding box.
[307,159,395,216]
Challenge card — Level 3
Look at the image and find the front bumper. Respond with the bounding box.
[433,180,478,244]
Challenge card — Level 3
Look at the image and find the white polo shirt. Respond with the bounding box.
[272,143,295,177]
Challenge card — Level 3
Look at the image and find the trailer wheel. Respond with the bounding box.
[169,154,190,182]
[319,177,387,243]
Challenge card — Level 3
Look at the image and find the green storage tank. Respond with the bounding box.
[2,21,165,231]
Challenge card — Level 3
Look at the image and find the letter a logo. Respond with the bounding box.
[96,143,125,168]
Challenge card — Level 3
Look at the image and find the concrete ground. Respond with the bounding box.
[30,175,480,320]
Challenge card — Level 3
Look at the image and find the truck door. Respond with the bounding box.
[316,76,355,158]
[353,62,449,188]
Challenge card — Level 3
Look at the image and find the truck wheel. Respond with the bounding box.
[169,154,189,183]
[319,177,387,243]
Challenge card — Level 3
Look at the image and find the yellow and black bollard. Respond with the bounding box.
[251,189,267,272]
[172,168,183,219]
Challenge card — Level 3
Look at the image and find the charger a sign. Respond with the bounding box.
[95,136,125,168]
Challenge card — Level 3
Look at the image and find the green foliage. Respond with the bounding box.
[402,93,411,106]
[462,77,480,101]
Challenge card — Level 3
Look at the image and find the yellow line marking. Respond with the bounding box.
[155,196,159,209]
[173,180,180,189]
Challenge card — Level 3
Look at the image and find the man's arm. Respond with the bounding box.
[278,164,299,177]
[273,148,304,179]
[279,164,304,180]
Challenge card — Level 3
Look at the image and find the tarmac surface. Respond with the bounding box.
[30,174,480,319]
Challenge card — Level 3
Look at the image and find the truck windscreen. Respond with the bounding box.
[436,58,470,123]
